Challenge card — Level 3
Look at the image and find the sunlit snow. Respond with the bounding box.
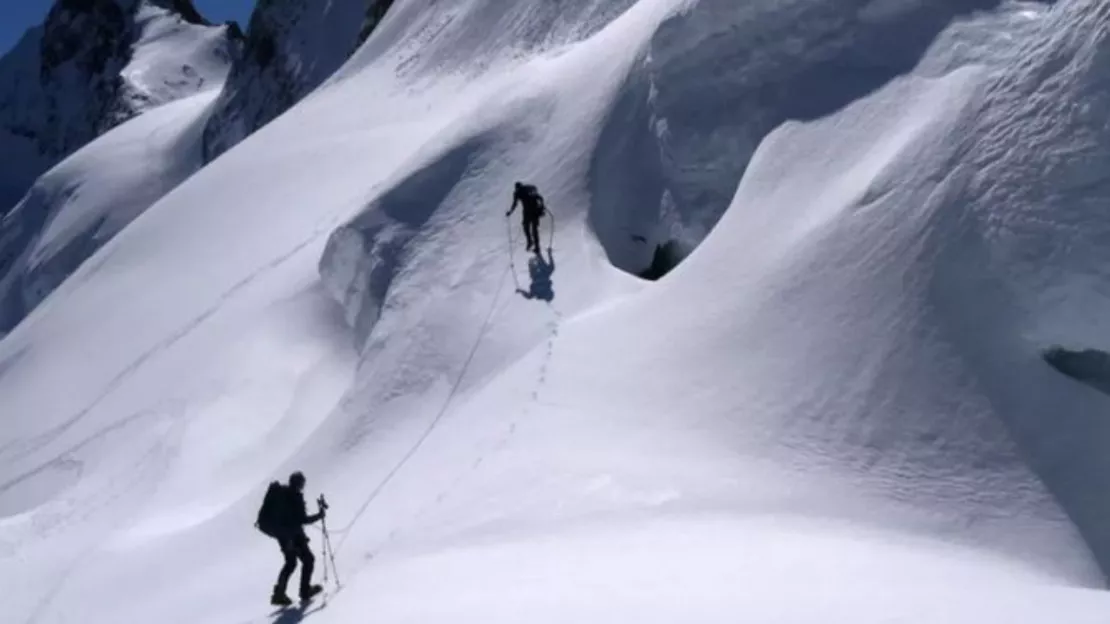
[3,0,1110,622]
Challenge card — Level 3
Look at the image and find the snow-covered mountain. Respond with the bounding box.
[0,0,405,334]
[0,0,239,213]
[0,0,239,331]
[202,0,396,160]
[0,88,221,331]
[5,0,1110,622]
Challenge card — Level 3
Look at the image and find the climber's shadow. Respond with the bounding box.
[517,247,555,302]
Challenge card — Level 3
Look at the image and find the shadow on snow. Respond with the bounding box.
[516,247,555,302]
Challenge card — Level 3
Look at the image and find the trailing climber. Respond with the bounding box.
[507,181,546,253]
[255,471,327,606]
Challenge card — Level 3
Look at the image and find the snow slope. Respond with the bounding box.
[4,0,1110,622]
[0,0,237,213]
[0,89,221,331]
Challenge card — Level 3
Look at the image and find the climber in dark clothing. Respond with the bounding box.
[507,181,546,253]
[263,471,326,606]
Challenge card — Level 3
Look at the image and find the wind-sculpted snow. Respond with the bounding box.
[592,0,1110,580]
[320,135,490,350]
[4,0,1110,622]
[589,0,1049,275]
[341,0,642,78]
[921,0,1110,577]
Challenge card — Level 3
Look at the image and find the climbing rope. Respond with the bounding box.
[333,261,512,554]
[360,214,564,564]
[507,213,522,292]
[330,209,555,565]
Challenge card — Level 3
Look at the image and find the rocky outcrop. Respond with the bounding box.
[0,0,240,213]
[202,0,396,161]
[0,0,238,330]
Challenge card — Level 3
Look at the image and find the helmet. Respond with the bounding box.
[289,471,306,489]
[514,181,524,190]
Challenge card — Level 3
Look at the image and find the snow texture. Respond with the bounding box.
[4,0,1110,622]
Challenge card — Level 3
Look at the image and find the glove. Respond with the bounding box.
[505,211,512,217]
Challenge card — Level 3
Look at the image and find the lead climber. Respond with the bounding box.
[506,181,547,253]
[255,471,327,606]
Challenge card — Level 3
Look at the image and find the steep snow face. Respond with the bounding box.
[927,0,1110,575]
[568,0,1110,580]
[201,0,396,161]
[0,89,220,331]
[0,0,237,212]
[6,0,1110,622]
[591,0,1048,276]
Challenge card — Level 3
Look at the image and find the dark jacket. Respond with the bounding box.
[511,185,545,219]
[276,487,323,539]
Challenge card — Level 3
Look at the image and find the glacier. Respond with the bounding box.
[3,0,1110,622]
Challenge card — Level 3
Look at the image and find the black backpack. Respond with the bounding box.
[521,185,546,216]
[256,480,286,538]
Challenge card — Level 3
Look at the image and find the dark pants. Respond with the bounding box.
[275,533,315,596]
[522,214,541,251]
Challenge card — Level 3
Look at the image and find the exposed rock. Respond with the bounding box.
[0,0,239,212]
[202,0,396,161]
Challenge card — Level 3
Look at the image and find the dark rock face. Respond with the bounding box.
[163,0,209,25]
[202,0,396,161]
[0,0,237,213]
[357,0,395,50]
[0,0,237,330]
[36,0,132,157]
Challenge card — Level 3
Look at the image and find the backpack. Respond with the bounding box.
[256,480,286,538]
[520,185,546,216]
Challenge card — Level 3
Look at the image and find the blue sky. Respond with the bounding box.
[0,0,257,58]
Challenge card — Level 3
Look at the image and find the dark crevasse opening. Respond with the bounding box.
[1044,347,1110,397]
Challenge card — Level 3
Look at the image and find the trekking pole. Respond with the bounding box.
[546,207,556,253]
[324,521,341,588]
[318,495,341,589]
